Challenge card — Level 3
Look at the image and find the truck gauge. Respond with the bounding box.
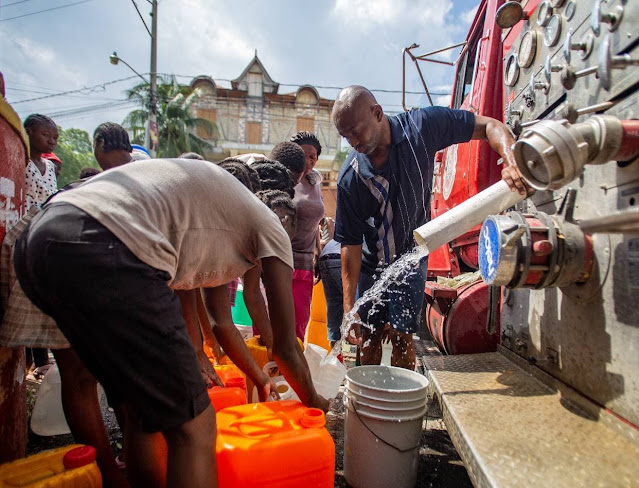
[565,0,576,21]
[537,1,553,27]
[505,53,520,86]
[518,30,538,68]
[544,14,562,47]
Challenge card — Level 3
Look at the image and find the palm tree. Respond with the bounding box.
[122,76,218,157]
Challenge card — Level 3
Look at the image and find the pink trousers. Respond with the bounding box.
[292,269,314,341]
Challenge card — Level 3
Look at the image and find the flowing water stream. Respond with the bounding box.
[328,246,430,359]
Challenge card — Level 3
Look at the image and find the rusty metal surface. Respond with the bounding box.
[426,351,639,488]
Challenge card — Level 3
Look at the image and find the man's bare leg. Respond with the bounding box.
[54,348,129,488]
[389,329,415,370]
[164,405,217,488]
[122,406,166,488]
[359,325,386,365]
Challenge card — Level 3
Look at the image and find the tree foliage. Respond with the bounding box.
[55,127,99,188]
[122,76,218,157]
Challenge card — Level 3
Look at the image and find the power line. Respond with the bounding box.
[0,0,97,22]
[2,0,34,7]
[10,75,147,104]
[130,0,152,37]
[165,74,450,96]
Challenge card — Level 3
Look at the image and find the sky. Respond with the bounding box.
[1,0,480,137]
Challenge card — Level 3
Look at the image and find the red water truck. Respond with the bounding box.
[406,0,639,485]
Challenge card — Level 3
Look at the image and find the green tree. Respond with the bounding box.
[122,76,217,157]
[55,127,99,187]
[333,147,351,170]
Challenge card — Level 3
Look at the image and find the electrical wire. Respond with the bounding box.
[2,0,34,8]
[166,74,450,97]
[10,75,147,104]
[130,0,152,37]
[0,0,97,22]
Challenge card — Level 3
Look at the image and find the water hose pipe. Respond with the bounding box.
[413,180,526,252]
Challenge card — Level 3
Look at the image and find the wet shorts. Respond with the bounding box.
[355,258,427,334]
[14,203,210,432]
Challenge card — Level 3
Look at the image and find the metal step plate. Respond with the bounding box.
[424,350,639,488]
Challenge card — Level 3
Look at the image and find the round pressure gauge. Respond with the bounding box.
[544,14,562,47]
[505,53,520,86]
[565,0,576,21]
[518,30,538,68]
[537,1,554,26]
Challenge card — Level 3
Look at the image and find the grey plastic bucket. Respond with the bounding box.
[343,366,428,488]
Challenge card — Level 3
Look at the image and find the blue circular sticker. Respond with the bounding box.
[479,219,501,284]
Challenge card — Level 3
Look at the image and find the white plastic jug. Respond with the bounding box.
[31,364,105,436]
[30,364,70,436]
[303,344,347,399]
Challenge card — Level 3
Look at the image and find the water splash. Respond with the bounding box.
[329,247,429,358]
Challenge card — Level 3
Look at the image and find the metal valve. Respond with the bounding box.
[590,0,623,36]
[529,74,550,95]
[544,55,563,83]
[597,33,639,91]
[563,28,594,64]
[560,65,597,90]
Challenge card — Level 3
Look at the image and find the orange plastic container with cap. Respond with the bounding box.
[214,364,248,401]
[207,386,247,411]
[306,281,331,351]
[0,445,102,488]
[216,400,335,488]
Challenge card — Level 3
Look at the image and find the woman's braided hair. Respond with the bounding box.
[251,159,295,198]
[218,158,261,193]
[93,122,132,153]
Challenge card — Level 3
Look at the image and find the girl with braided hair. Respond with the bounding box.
[93,122,133,170]
[23,114,58,211]
[256,189,297,241]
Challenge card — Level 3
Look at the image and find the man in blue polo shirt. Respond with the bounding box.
[333,85,526,370]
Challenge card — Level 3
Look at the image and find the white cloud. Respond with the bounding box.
[461,5,479,25]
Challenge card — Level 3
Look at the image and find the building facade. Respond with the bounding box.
[189,53,341,214]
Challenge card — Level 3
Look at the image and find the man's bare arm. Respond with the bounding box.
[472,115,529,195]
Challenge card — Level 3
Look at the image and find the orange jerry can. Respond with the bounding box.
[216,401,335,488]
[305,281,331,351]
[207,386,247,411]
[0,445,102,488]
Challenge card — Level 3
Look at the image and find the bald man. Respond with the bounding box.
[332,85,526,370]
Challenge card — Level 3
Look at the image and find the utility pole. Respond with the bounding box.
[147,0,158,157]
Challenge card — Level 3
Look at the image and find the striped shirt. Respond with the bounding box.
[335,107,474,272]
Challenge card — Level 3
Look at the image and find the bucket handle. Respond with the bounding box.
[348,397,422,453]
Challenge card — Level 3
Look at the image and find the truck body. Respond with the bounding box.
[421,0,639,485]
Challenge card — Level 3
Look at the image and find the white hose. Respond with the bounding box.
[413,180,526,252]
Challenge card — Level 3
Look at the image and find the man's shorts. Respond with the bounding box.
[14,203,210,432]
[355,258,427,334]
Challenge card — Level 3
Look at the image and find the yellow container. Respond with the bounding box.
[306,281,331,351]
[0,445,102,488]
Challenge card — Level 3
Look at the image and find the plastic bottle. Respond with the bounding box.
[303,344,347,399]
[30,364,70,436]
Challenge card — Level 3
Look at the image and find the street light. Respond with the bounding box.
[109,52,150,86]
[109,0,158,157]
